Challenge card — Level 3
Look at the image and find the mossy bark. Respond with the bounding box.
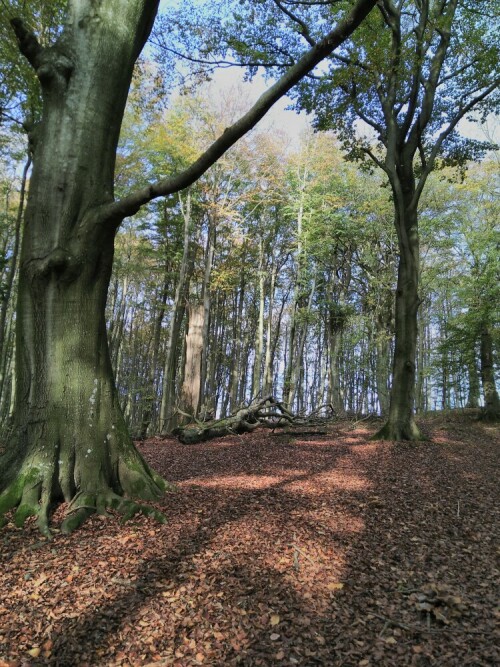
[0,219,170,536]
[0,1,171,535]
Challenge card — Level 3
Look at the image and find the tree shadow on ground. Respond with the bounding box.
[1,420,498,665]
[47,430,374,665]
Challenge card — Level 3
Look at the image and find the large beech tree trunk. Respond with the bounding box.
[0,1,167,535]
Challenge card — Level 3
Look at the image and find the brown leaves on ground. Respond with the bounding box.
[0,414,499,666]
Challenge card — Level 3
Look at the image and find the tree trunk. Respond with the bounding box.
[139,283,168,438]
[0,1,169,535]
[479,325,500,421]
[159,192,193,434]
[228,278,245,413]
[374,199,423,441]
[198,220,215,416]
[263,261,278,394]
[252,240,266,397]
[180,302,205,421]
[0,154,30,368]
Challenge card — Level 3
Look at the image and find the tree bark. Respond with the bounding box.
[0,1,169,535]
[479,325,500,421]
[180,302,205,420]
[159,191,194,434]
[466,354,480,409]
[139,282,168,438]
[252,240,266,397]
[198,219,215,416]
[174,395,293,444]
[374,196,423,441]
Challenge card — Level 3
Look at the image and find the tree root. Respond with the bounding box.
[371,418,426,442]
[60,492,167,534]
[0,461,174,536]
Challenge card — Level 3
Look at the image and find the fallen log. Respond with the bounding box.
[172,396,334,444]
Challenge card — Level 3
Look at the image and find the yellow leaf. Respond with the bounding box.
[270,614,280,626]
[327,582,344,591]
[28,648,41,658]
[34,573,48,587]
[385,637,397,645]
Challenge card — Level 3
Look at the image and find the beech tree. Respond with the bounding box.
[0,0,378,534]
[164,0,499,439]
[291,0,499,439]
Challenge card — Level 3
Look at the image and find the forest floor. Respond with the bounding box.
[0,413,498,667]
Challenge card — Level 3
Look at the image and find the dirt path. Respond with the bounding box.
[1,415,498,666]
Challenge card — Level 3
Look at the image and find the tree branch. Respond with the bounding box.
[98,0,378,226]
[151,39,293,69]
[407,0,459,154]
[360,145,388,173]
[413,77,500,205]
[271,0,316,47]
[400,0,428,138]
[10,18,44,70]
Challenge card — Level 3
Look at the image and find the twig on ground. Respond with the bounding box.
[291,542,316,566]
[372,613,495,636]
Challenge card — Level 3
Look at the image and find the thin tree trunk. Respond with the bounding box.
[287,278,316,409]
[0,154,30,365]
[180,302,205,420]
[252,239,266,397]
[263,261,277,394]
[139,283,168,438]
[159,191,193,434]
[229,277,245,412]
[199,220,215,416]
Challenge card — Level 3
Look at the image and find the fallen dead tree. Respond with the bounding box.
[172,395,335,444]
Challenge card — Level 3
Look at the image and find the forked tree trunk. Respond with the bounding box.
[0,1,168,535]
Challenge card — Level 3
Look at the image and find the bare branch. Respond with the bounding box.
[97,0,378,226]
[10,18,44,70]
[271,0,316,47]
[413,77,500,204]
[151,39,293,69]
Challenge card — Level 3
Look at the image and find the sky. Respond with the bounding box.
[155,1,497,149]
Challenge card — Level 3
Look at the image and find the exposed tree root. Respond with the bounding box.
[0,448,175,537]
[60,491,167,534]
[372,417,426,442]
